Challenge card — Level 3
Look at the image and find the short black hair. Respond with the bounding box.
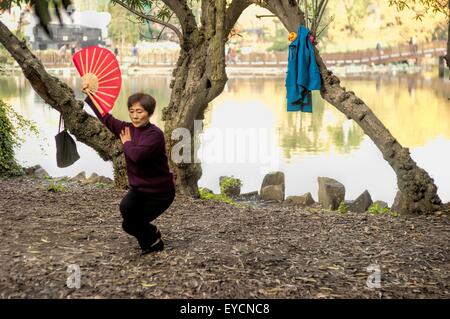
[127,93,156,115]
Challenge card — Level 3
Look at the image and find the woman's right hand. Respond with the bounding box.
[82,81,89,95]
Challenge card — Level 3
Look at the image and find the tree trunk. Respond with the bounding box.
[162,0,228,197]
[258,0,442,214]
[446,9,450,76]
[0,20,128,188]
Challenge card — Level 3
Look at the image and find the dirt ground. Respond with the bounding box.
[0,176,449,299]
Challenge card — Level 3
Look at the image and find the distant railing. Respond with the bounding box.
[33,40,446,68]
[321,40,447,66]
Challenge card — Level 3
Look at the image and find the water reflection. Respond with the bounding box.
[1,73,449,205]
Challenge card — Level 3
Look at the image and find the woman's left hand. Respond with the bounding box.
[120,127,132,144]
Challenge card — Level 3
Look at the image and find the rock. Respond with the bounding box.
[347,190,373,213]
[318,177,345,210]
[70,171,86,182]
[53,176,69,183]
[24,165,42,175]
[81,173,98,185]
[238,191,259,201]
[260,171,285,191]
[96,176,113,184]
[260,172,285,201]
[33,168,49,179]
[88,173,99,181]
[372,200,389,209]
[286,192,315,206]
[81,173,113,185]
[260,185,284,201]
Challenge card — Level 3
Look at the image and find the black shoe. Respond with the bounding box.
[140,238,164,255]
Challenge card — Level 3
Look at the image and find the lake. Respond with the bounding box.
[1,72,449,205]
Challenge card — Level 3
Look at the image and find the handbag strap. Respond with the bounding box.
[58,114,64,133]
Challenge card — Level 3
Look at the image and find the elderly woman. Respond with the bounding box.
[83,85,175,256]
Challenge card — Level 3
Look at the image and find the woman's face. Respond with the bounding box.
[129,103,150,128]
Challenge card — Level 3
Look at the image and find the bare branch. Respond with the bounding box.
[250,0,305,31]
[225,0,252,37]
[111,0,183,43]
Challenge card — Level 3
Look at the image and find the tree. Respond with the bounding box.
[388,0,450,70]
[107,3,140,49]
[0,0,443,214]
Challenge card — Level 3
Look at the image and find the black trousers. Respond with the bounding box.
[119,188,175,250]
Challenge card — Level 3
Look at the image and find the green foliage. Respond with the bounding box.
[391,211,400,218]
[368,203,390,215]
[107,2,141,46]
[299,0,333,38]
[0,99,37,177]
[110,0,177,22]
[199,187,240,206]
[108,0,179,44]
[46,180,66,192]
[94,182,112,189]
[388,0,450,20]
[322,0,447,52]
[267,23,289,52]
[368,203,399,217]
[338,201,349,214]
[219,176,242,197]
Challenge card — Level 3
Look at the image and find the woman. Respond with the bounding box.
[83,85,175,255]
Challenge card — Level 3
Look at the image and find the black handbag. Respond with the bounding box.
[55,114,80,168]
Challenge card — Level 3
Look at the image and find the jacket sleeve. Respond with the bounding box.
[306,36,321,90]
[296,29,308,88]
[122,131,161,163]
[84,96,126,138]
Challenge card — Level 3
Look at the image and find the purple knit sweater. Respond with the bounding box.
[85,97,175,197]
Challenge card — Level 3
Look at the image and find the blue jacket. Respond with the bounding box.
[285,25,321,112]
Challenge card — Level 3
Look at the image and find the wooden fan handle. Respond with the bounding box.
[86,90,104,116]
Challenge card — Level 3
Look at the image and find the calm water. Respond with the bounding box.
[1,73,449,205]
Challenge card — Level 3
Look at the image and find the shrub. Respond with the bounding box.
[338,201,349,214]
[219,176,242,197]
[0,99,38,176]
[0,102,21,176]
[199,187,240,206]
[94,182,112,189]
[46,181,65,192]
[368,202,399,217]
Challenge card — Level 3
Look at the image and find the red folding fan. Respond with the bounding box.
[72,46,122,116]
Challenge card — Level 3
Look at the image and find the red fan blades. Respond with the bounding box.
[72,46,122,116]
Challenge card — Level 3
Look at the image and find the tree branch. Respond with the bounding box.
[111,0,183,43]
[258,0,442,213]
[161,0,198,36]
[446,1,450,71]
[225,0,252,36]
[0,19,122,165]
[251,0,305,31]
